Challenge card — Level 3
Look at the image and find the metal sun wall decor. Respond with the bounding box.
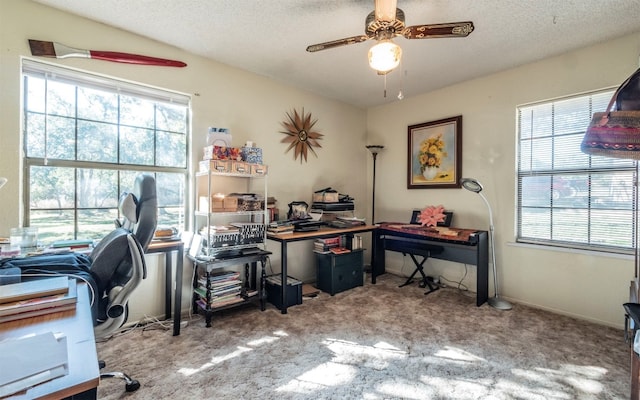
[280,108,323,163]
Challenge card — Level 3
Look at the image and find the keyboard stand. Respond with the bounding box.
[399,250,443,296]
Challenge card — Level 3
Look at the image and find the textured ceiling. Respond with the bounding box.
[33,0,640,108]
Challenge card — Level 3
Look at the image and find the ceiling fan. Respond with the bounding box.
[306,0,474,74]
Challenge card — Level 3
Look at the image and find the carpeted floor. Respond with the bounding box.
[96,273,629,399]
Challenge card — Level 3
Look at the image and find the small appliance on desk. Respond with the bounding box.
[285,200,325,232]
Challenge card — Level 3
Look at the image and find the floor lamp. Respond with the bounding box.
[461,177,513,310]
[366,145,384,224]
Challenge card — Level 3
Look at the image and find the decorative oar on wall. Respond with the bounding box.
[28,39,187,67]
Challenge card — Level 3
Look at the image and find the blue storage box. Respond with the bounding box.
[241,147,263,164]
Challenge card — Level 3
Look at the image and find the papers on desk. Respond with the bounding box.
[0,331,69,397]
[0,276,69,304]
[0,278,77,323]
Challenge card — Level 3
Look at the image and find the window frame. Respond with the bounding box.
[516,87,637,255]
[21,59,191,241]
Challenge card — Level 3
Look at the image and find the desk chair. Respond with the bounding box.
[0,173,157,393]
[92,173,157,392]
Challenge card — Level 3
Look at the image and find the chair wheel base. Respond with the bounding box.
[126,380,141,392]
[100,371,141,392]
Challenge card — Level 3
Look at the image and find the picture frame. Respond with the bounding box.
[407,115,462,189]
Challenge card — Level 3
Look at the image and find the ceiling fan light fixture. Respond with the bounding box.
[368,40,402,74]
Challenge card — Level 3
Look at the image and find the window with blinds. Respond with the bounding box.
[517,89,637,253]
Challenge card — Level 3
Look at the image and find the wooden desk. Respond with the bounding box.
[267,224,377,314]
[147,240,184,336]
[0,283,99,399]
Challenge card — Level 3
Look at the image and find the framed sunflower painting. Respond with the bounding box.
[407,115,462,189]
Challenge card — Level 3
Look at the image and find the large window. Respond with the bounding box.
[22,60,190,243]
[517,89,637,253]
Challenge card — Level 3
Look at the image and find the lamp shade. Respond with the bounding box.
[368,40,402,74]
[366,145,384,155]
[0,177,6,189]
[461,177,483,193]
[580,111,640,160]
[581,67,640,159]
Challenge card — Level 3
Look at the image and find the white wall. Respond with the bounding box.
[2,0,639,329]
[0,0,367,322]
[367,33,640,328]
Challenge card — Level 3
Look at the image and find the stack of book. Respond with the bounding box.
[267,196,279,223]
[336,216,366,226]
[329,247,351,254]
[313,236,342,253]
[267,221,294,234]
[0,277,77,323]
[195,271,247,309]
[48,239,94,252]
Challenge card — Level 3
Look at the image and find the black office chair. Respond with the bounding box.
[91,173,157,392]
[0,173,157,393]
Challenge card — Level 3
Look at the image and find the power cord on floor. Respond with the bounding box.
[396,254,473,297]
[96,312,204,343]
[437,263,473,297]
[265,256,274,276]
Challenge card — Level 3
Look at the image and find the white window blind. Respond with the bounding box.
[517,89,637,253]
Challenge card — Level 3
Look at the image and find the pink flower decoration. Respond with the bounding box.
[418,205,446,227]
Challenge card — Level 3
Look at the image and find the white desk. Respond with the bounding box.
[0,283,100,399]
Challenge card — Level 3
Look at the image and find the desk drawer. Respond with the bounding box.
[315,250,363,295]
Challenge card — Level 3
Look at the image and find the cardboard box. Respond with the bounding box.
[223,196,238,211]
[239,198,264,211]
[250,164,268,175]
[199,159,230,173]
[230,161,250,174]
[199,195,233,212]
[203,145,242,161]
[312,191,339,203]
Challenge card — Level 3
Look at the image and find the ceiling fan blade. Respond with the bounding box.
[375,0,397,22]
[403,21,474,39]
[306,35,370,52]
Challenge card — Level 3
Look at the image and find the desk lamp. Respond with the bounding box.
[461,177,512,310]
[366,145,384,224]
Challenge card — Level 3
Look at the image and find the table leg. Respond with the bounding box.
[281,240,288,314]
[165,251,172,320]
[260,257,266,311]
[371,230,385,284]
[632,346,640,400]
[173,246,184,336]
[476,232,489,307]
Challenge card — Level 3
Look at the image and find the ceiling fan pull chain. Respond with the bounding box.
[397,63,405,100]
[383,73,387,98]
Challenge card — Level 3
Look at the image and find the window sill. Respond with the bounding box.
[507,241,633,261]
